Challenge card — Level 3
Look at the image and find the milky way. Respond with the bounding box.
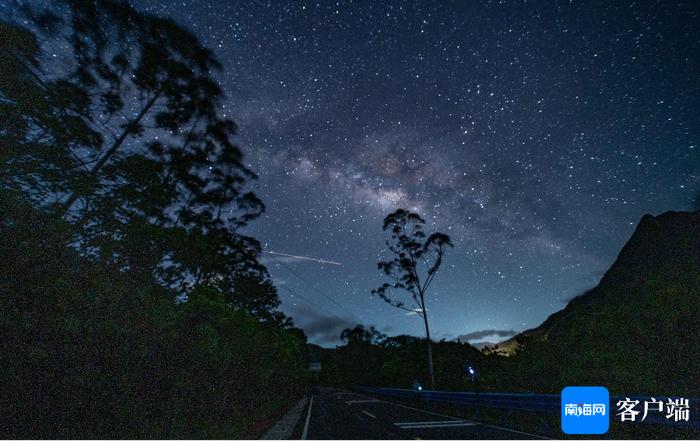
[131,0,699,346]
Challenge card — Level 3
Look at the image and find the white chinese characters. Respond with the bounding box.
[564,403,606,417]
[616,397,690,422]
[666,398,691,422]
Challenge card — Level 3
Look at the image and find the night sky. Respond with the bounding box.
[130,0,699,346]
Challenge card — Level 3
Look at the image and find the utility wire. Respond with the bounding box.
[267,252,361,323]
[277,284,351,325]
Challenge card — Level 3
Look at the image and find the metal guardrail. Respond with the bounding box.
[353,386,700,429]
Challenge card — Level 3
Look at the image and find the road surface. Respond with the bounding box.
[302,388,547,439]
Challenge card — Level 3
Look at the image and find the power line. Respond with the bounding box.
[277,284,351,325]
[266,252,361,322]
[268,252,349,311]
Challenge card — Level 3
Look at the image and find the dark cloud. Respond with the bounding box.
[455,329,518,343]
[291,305,354,346]
[290,305,392,346]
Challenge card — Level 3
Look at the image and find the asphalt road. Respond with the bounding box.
[302,388,547,440]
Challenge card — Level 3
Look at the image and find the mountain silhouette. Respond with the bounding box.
[486,211,700,395]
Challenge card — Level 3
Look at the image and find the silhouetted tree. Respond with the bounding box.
[0,190,309,438]
[0,3,307,435]
[1,2,275,311]
[372,209,453,389]
[340,325,386,347]
[225,273,291,326]
[0,21,102,205]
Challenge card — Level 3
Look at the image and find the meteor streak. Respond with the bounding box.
[263,250,342,266]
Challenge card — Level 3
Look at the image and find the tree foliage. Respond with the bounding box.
[373,210,452,311]
[1,1,267,301]
[341,324,386,347]
[1,2,306,437]
[0,190,309,438]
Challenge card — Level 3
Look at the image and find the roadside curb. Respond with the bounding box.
[260,396,309,440]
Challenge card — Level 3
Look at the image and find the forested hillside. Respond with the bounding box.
[479,210,700,396]
[0,1,308,437]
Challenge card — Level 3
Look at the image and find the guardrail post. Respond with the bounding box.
[475,398,482,421]
[475,381,482,421]
[539,414,552,438]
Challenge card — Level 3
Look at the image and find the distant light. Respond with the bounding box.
[418,386,422,391]
[466,364,477,381]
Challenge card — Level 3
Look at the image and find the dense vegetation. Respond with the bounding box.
[0,192,308,438]
[321,211,700,397]
[319,325,484,391]
[1,1,308,437]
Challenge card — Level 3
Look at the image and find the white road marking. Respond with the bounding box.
[395,420,477,429]
[379,398,466,421]
[361,410,377,419]
[395,420,468,426]
[346,399,380,404]
[301,396,313,440]
[351,391,548,439]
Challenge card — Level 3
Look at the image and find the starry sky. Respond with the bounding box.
[130,0,699,346]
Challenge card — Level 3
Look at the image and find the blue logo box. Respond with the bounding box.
[561,386,610,434]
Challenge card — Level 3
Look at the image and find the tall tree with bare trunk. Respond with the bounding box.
[372,209,453,389]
